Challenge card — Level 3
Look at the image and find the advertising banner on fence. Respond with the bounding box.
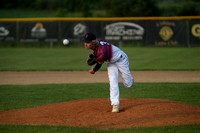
[19,21,58,43]
[61,21,145,42]
[61,21,102,42]
[190,19,200,46]
[103,21,145,41]
[0,18,199,46]
[146,20,187,46]
[0,22,16,42]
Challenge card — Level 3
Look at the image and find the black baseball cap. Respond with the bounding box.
[83,33,96,43]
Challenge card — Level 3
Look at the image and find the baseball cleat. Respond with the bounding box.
[112,105,119,113]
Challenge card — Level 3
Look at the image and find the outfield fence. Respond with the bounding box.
[0,16,200,47]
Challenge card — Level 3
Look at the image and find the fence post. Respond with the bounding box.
[16,21,19,44]
[186,20,191,48]
[58,21,62,43]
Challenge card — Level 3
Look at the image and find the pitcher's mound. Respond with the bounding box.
[0,98,200,129]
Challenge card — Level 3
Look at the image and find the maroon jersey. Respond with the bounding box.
[94,40,112,64]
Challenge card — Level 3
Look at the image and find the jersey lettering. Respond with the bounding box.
[100,41,110,46]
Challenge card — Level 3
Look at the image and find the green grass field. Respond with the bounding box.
[0,47,200,132]
[0,47,200,71]
[0,83,200,111]
[0,124,199,133]
[0,83,200,132]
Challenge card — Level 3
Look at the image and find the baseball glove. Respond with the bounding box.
[87,54,97,66]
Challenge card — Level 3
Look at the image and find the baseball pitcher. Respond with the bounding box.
[83,33,134,113]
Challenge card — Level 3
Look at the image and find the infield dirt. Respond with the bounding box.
[0,98,200,129]
[0,71,200,85]
[0,71,200,129]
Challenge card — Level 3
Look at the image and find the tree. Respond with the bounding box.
[157,0,200,16]
[102,0,160,17]
[178,0,200,16]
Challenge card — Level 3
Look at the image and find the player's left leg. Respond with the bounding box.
[117,54,134,88]
[107,62,120,106]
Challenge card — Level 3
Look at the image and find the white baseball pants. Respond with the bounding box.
[107,54,134,106]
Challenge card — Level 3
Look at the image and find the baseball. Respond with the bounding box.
[63,39,69,45]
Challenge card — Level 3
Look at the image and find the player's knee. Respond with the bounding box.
[124,78,134,88]
[125,83,134,88]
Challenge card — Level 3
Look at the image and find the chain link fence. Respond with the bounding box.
[0,17,200,47]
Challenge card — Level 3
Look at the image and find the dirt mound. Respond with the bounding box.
[0,98,200,129]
